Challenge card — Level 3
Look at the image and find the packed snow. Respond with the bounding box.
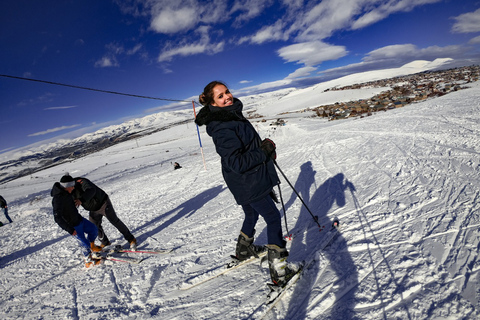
[1,64,479,319]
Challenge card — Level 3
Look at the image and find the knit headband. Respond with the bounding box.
[60,181,75,188]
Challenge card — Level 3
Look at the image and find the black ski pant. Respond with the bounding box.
[3,207,12,223]
[240,195,285,248]
[88,197,134,246]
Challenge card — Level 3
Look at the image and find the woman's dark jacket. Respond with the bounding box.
[0,195,6,208]
[72,177,108,212]
[51,182,83,235]
[195,98,280,205]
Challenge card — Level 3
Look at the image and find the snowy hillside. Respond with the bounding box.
[1,69,479,319]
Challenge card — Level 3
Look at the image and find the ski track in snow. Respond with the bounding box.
[0,82,479,319]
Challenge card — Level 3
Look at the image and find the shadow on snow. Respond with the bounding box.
[277,161,359,319]
[131,185,226,244]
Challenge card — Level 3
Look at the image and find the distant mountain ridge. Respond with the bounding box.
[0,59,468,184]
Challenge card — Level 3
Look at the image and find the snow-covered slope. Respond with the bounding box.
[0,66,479,319]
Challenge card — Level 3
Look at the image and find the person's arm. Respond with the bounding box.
[212,125,266,174]
[52,197,76,235]
[76,179,96,203]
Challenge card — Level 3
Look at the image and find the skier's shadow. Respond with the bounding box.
[280,161,358,319]
[131,185,226,244]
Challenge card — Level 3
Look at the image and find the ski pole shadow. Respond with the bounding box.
[279,161,358,319]
[131,185,226,244]
[347,183,413,320]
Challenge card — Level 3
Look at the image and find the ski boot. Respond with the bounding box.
[129,238,137,250]
[100,240,111,249]
[85,253,102,268]
[235,231,266,261]
[267,245,297,287]
[90,242,102,252]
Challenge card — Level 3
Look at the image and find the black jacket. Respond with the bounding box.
[51,182,83,235]
[195,99,280,205]
[72,177,108,212]
[0,195,6,208]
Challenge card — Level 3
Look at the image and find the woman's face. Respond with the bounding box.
[211,84,234,107]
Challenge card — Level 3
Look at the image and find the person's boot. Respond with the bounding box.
[129,238,137,250]
[100,240,111,249]
[235,231,266,261]
[90,242,102,252]
[267,245,297,287]
[85,253,102,268]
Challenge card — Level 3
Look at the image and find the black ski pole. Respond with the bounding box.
[273,160,323,230]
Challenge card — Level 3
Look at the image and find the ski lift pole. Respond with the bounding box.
[192,101,207,170]
[273,159,322,230]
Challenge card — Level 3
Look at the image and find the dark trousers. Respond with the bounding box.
[88,198,134,245]
[3,207,12,223]
[241,195,285,248]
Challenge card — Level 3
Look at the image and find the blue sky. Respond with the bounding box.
[1,0,479,153]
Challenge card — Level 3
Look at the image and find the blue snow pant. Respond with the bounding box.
[3,207,12,223]
[241,195,285,248]
[73,218,99,257]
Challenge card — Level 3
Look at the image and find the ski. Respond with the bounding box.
[265,265,305,304]
[180,251,267,290]
[102,255,144,264]
[117,248,172,254]
[259,219,340,318]
[103,245,172,254]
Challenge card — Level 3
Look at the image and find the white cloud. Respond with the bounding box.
[468,35,480,44]
[142,0,230,34]
[452,8,480,33]
[150,6,198,34]
[364,43,465,62]
[285,66,318,79]
[158,41,224,62]
[238,0,442,47]
[294,0,361,41]
[365,44,419,60]
[158,26,224,62]
[236,79,293,95]
[116,0,445,66]
[127,44,143,55]
[44,106,77,110]
[28,124,81,137]
[278,41,348,66]
[95,56,119,68]
[231,0,274,24]
[96,42,145,67]
[352,0,441,30]
[318,43,467,78]
[17,92,55,107]
[246,20,288,44]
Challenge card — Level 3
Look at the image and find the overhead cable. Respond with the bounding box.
[0,74,192,103]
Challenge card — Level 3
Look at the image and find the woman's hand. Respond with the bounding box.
[261,138,276,160]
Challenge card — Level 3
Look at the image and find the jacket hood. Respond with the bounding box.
[51,182,66,197]
[195,98,244,126]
